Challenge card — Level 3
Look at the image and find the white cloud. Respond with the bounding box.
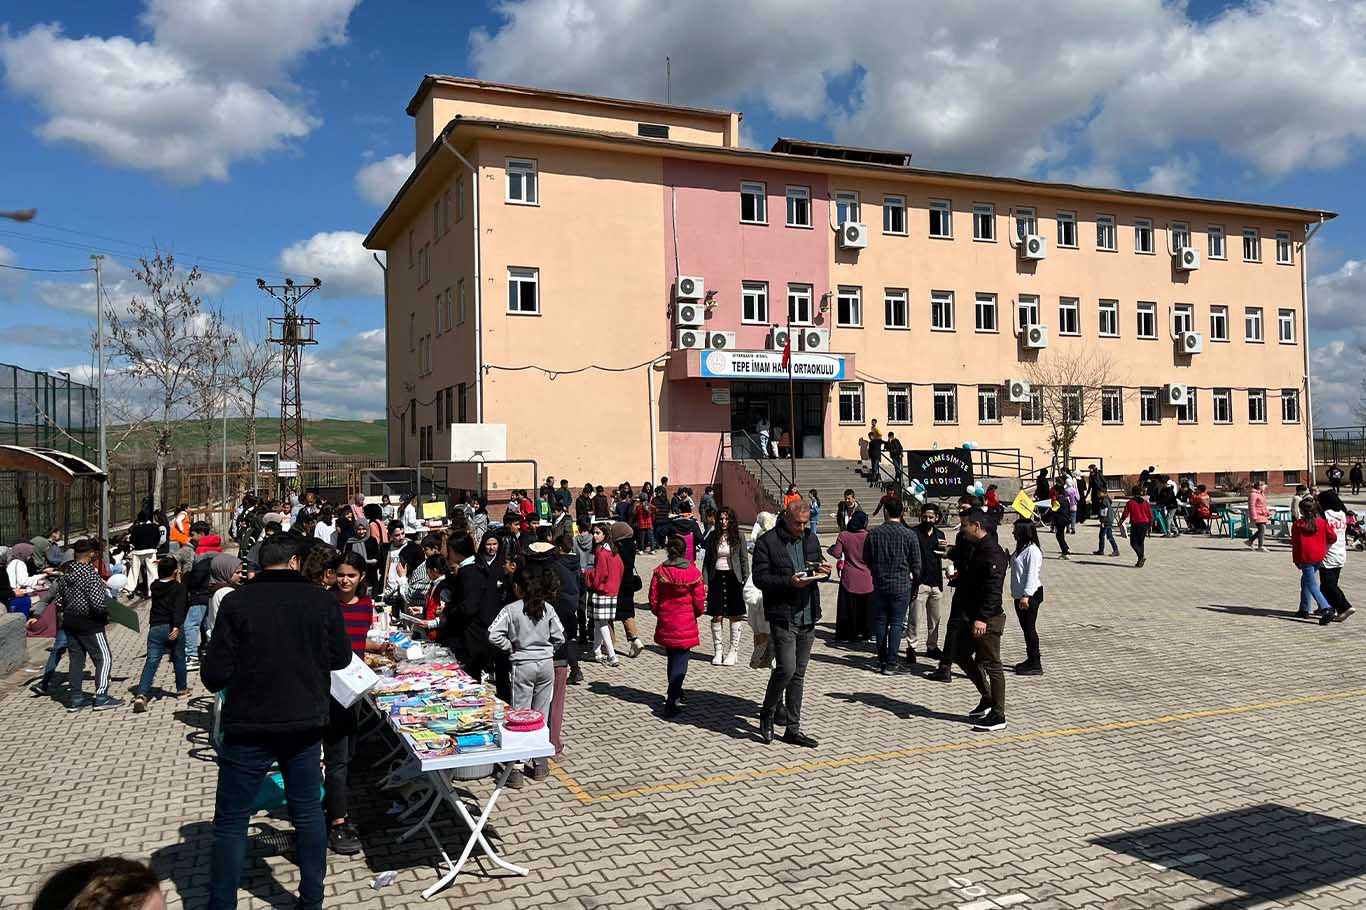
[1310,259,1366,332]
[355,152,415,206]
[31,258,234,318]
[0,0,361,183]
[0,245,18,296]
[278,231,383,298]
[1309,338,1366,426]
[300,327,387,420]
[1134,154,1200,196]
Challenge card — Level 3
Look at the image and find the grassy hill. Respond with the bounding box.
[110,417,387,461]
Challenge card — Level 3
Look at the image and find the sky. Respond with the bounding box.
[1,0,1364,426]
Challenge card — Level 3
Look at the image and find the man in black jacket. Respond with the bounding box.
[863,497,922,673]
[752,501,828,747]
[201,535,351,910]
[951,509,1009,732]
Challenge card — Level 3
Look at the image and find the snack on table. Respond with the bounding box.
[503,709,545,732]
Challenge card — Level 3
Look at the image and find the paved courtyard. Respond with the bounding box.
[3,528,1365,910]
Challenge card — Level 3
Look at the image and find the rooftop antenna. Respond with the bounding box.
[666,56,671,104]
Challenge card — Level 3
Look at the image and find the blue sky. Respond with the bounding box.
[1,0,1363,424]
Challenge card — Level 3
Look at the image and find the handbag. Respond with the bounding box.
[631,571,643,593]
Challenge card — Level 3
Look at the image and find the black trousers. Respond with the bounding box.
[762,622,814,730]
[938,616,963,669]
[1320,566,1354,614]
[1054,522,1070,555]
[1130,523,1149,560]
[322,700,357,822]
[1013,587,1044,664]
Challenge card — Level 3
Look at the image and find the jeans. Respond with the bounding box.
[68,631,111,700]
[40,629,69,688]
[322,701,357,823]
[1097,525,1118,553]
[953,613,1006,714]
[763,622,814,730]
[184,604,208,660]
[908,585,942,651]
[1014,588,1044,665]
[1068,511,1078,534]
[1300,563,1334,615]
[209,732,326,910]
[136,624,187,695]
[871,588,911,667]
[665,647,689,706]
[1320,566,1353,615]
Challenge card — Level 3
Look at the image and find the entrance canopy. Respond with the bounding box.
[0,445,106,486]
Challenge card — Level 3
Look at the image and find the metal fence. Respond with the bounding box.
[1315,427,1366,466]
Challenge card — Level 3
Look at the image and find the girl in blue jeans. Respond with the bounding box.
[1291,499,1337,621]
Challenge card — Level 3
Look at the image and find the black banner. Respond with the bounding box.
[905,448,975,498]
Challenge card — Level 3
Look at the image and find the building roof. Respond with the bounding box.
[405,74,741,121]
[771,137,912,167]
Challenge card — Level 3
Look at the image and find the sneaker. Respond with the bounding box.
[506,769,525,790]
[567,668,584,686]
[1091,550,1104,556]
[902,648,917,665]
[1059,553,1070,560]
[1334,606,1356,623]
[174,689,191,699]
[29,681,50,697]
[925,666,952,683]
[67,697,92,713]
[132,695,149,713]
[1014,662,1044,676]
[1136,558,1146,568]
[676,690,688,707]
[971,711,1007,732]
[1297,610,1312,619]
[185,660,200,672]
[781,729,819,748]
[1110,550,1120,557]
[91,695,125,711]
[628,638,645,658]
[599,655,620,668]
[328,823,362,856]
[662,701,682,718]
[1318,610,1336,626]
[877,663,890,676]
[967,698,993,719]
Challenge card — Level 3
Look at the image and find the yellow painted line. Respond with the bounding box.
[553,687,1366,805]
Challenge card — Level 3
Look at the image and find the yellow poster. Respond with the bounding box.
[1011,490,1036,519]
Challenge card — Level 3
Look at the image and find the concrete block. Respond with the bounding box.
[0,613,26,677]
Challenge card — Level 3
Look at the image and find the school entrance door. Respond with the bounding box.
[729,381,825,459]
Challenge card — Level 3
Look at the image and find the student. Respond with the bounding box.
[836,488,861,533]
[783,484,801,510]
[808,490,822,529]
[63,539,121,711]
[866,419,883,485]
[571,516,595,644]
[633,495,656,554]
[1352,462,1364,496]
[885,431,904,485]
[1051,481,1072,559]
[592,485,611,520]
[1292,498,1338,623]
[1009,520,1044,676]
[909,504,946,661]
[1117,486,1153,568]
[1246,479,1271,552]
[698,485,718,533]
[33,857,164,910]
[610,521,646,658]
[1316,491,1356,624]
[829,510,872,642]
[1189,484,1212,534]
[701,506,750,666]
[1092,491,1120,557]
[127,508,162,598]
[583,523,623,666]
[489,564,565,783]
[649,535,706,718]
[323,552,374,855]
[132,556,189,712]
[169,503,191,553]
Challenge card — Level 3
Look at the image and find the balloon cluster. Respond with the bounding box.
[907,479,927,502]
[961,440,979,450]
[106,573,128,595]
[965,482,987,497]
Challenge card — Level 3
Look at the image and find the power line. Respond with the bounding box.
[0,261,95,273]
[0,226,290,283]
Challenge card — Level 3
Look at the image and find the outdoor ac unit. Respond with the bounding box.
[1006,379,1032,403]
[1165,383,1189,406]
[675,302,705,327]
[675,275,705,300]
[1178,331,1205,355]
[1174,247,1201,271]
[838,222,869,249]
[799,328,830,352]
[1019,234,1048,260]
[1022,324,1049,349]
[768,328,791,351]
[706,331,737,351]
[675,328,706,350]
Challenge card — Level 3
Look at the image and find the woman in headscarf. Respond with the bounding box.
[8,542,38,608]
[29,535,50,571]
[829,510,872,642]
[204,553,242,641]
[611,520,645,658]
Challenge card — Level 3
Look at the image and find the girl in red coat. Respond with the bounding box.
[649,534,705,717]
[1291,498,1337,621]
[583,523,624,667]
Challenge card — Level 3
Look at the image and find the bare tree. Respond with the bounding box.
[1353,373,1366,426]
[186,325,231,464]
[1023,348,1122,472]
[227,314,276,471]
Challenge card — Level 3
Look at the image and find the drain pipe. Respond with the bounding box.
[1301,215,1326,477]
[440,134,482,424]
[373,252,389,464]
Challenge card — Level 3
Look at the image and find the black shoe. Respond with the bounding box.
[925,666,952,683]
[328,823,362,856]
[30,681,50,697]
[1091,550,1103,555]
[878,663,890,676]
[662,701,682,718]
[1319,610,1336,626]
[1014,661,1044,676]
[967,697,993,719]
[676,690,688,707]
[1135,558,1146,568]
[782,729,819,748]
[759,713,774,744]
[971,711,1007,732]
[1297,610,1312,619]
[923,647,944,661]
[567,668,584,686]
[67,697,92,713]
[902,648,917,665]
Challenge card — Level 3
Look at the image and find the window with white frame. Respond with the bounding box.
[1276,231,1293,264]
[408,230,415,268]
[1063,387,1083,423]
[1136,301,1157,339]
[883,195,907,234]
[1242,228,1261,262]
[1175,390,1198,425]
[884,288,908,329]
[785,186,811,227]
[933,385,958,424]
[887,385,911,424]
[1134,218,1154,254]
[507,267,539,313]
[1101,387,1123,424]
[1208,224,1225,259]
[1209,305,1228,341]
[837,286,862,327]
[442,190,451,235]
[835,191,860,225]
[977,385,1000,424]
[506,159,538,204]
[456,177,465,220]
[434,293,444,335]
[1014,206,1036,241]
[457,279,467,325]
[741,281,769,324]
[1281,388,1300,423]
[1096,214,1116,251]
[1174,303,1194,335]
[1017,294,1040,331]
[1278,308,1296,343]
[740,181,767,223]
[442,287,453,332]
[931,290,955,330]
[421,244,430,285]
[838,383,864,424]
[1098,299,1119,337]
[788,283,813,325]
[974,293,998,332]
[1170,221,1190,250]
[1248,388,1267,423]
[1245,306,1263,341]
[408,312,415,351]
[1213,388,1232,424]
[1056,210,1077,248]
[973,203,995,241]
[1140,388,1161,425]
[433,200,441,241]
[1058,297,1080,335]
[1021,389,1043,425]
[929,199,952,238]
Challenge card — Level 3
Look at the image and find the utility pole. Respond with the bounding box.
[257,277,321,465]
[92,254,108,540]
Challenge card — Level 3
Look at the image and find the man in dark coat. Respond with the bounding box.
[950,509,1009,732]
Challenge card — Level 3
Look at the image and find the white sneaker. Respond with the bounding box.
[628,638,644,659]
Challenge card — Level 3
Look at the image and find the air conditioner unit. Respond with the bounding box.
[675,275,705,300]
[675,302,705,327]
[1022,324,1049,349]
[767,328,791,351]
[675,328,706,350]
[1165,383,1189,406]
[1005,379,1031,403]
[1174,247,1201,271]
[1178,331,1204,355]
[838,222,869,249]
[1019,234,1048,260]
[799,328,830,352]
[706,331,737,351]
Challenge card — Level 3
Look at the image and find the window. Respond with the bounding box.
[1278,309,1296,344]
[1174,303,1194,335]
[442,287,453,333]
[1242,228,1261,262]
[442,191,452,235]
[1098,299,1119,337]
[1016,294,1040,331]
[933,385,958,424]
[408,312,415,351]
[1281,389,1300,423]
[1014,206,1036,241]
[1021,389,1043,425]
[1175,390,1197,425]
[506,159,538,204]
[788,284,813,325]
[883,195,906,234]
[457,382,468,423]
[1284,469,1301,486]
[457,279,467,325]
[1134,217,1154,254]
[887,385,911,424]
[1136,301,1157,339]
[507,267,539,314]
[973,203,995,241]
[1215,471,1233,489]
[1063,387,1083,424]
[416,246,424,285]
[838,383,864,424]
[638,123,669,138]
[1140,388,1161,425]
[434,293,443,335]
[974,293,998,333]
[977,386,1000,424]
[456,177,465,221]
[409,398,416,435]
[1101,387,1123,425]
[1248,389,1267,423]
[1209,305,1228,342]
[1207,224,1225,259]
[884,288,908,329]
[835,191,860,225]
[741,281,769,324]
[1056,211,1077,248]
[740,181,767,223]
[444,385,455,427]
[1245,307,1263,342]
[931,290,955,331]
[1058,297,1080,336]
[785,186,811,227]
[836,286,862,327]
[1170,221,1190,250]
[433,200,441,240]
[1213,388,1232,424]
[929,199,952,238]
[1096,214,1116,251]
[1276,231,1293,264]
[408,230,415,268]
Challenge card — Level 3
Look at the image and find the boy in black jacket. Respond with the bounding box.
[132,557,189,712]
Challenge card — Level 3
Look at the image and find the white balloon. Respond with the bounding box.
[106,573,128,594]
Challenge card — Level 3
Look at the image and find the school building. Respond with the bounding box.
[364,74,1333,494]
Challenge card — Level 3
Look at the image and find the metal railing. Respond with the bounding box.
[715,430,793,502]
[971,448,1035,483]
